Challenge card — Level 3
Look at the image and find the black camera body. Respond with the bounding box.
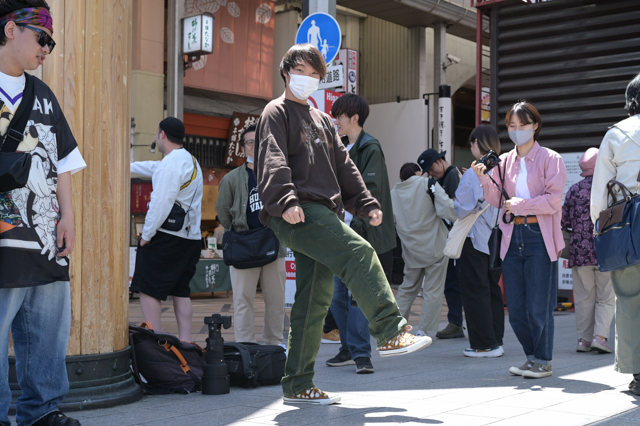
[478,150,500,173]
[202,314,233,395]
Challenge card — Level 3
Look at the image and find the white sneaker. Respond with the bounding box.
[415,330,428,337]
[463,346,504,358]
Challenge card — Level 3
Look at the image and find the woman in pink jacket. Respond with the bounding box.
[473,101,566,379]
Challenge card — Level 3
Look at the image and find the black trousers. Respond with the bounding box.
[459,238,505,349]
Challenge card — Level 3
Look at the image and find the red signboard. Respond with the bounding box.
[131,183,152,214]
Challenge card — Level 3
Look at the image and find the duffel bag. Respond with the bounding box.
[224,342,286,388]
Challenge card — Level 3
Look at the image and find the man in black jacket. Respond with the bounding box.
[417,149,465,339]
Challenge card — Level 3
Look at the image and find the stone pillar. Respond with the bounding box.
[9,0,142,411]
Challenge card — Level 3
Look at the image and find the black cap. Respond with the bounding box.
[159,117,185,142]
[417,149,446,172]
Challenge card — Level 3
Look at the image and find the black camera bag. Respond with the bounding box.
[223,342,286,388]
[129,323,205,394]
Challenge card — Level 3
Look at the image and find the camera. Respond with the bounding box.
[201,314,232,395]
[478,150,500,173]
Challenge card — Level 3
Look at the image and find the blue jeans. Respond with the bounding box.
[0,282,71,426]
[330,276,371,359]
[502,224,557,364]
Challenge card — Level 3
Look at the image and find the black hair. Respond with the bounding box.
[399,162,421,182]
[625,72,640,117]
[330,94,369,127]
[505,101,542,140]
[469,124,501,156]
[279,43,327,86]
[239,123,256,148]
[0,0,50,47]
[164,132,183,145]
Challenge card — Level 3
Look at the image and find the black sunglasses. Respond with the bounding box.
[17,24,56,53]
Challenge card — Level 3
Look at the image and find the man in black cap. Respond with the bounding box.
[130,117,203,341]
[416,149,465,339]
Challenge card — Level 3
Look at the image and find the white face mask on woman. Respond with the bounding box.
[288,73,319,100]
[508,127,534,146]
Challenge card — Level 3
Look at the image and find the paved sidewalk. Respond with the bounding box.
[27,291,640,425]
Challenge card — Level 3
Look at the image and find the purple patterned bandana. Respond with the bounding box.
[0,7,53,32]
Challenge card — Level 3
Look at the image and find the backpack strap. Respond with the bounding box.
[180,156,197,190]
[1,73,36,153]
[224,342,258,386]
[163,342,201,393]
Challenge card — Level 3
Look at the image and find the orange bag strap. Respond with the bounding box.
[163,343,192,374]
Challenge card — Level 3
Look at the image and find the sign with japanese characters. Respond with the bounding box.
[295,12,341,64]
[183,14,214,55]
[225,112,259,167]
[557,152,584,291]
[318,65,344,90]
[336,49,358,94]
[438,96,452,164]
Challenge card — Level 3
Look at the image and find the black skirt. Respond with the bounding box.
[130,231,201,300]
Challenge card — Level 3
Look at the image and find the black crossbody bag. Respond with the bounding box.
[161,155,197,232]
[0,73,36,192]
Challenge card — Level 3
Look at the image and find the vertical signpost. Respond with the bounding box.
[438,84,452,163]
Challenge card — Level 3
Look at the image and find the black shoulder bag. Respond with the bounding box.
[0,73,35,192]
[487,164,507,271]
[161,155,197,232]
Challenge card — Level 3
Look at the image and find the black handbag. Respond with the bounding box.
[0,73,35,192]
[593,176,640,272]
[222,225,279,269]
[161,156,197,232]
[488,164,505,271]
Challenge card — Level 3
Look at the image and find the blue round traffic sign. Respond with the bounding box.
[295,13,342,64]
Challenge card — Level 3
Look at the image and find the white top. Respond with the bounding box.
[515,157,532,200]
[131,148,203,241]
[0,72,26,112]
[343,142,356,226]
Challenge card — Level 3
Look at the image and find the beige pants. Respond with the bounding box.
[230,257,286,345]
[611,262,640,374]
[395,256,448,333]
[572,265,614,340]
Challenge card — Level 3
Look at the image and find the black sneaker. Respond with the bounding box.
[32,411,81,426]
[355,357,374,374]
[630,373,640,395]
[435,323,465,339]
[326,349,355,367]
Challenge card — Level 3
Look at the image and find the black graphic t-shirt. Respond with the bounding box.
[0,76,78,288]
[246,167,262,229]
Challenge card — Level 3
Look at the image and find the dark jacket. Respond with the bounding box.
[346,131,396,254]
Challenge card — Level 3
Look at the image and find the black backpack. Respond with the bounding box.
[129,323,205,394]
[223,342,286,388]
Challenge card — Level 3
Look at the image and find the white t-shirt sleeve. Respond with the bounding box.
[57,147,87,175]
[131,160,160,177]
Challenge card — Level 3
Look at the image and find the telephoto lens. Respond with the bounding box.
[201,314,232,395]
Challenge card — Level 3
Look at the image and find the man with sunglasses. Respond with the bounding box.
[216,123,287,348]
[0,2,86,426]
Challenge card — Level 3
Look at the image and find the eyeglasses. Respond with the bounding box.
[244,139,255,147]
[17,24,56,53]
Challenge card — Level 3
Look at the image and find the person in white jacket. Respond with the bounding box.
[590,72,640,395]
[130,117,203,342]
[391,163,457,336]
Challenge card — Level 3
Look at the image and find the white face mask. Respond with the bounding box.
[246,155,254,164]
[288,73,319,100]
[508,127,534,146]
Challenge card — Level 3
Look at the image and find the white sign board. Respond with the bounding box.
[183,14,214,54]
[336,49,358,94]
[558,152,585,291]
[438,97,452,164]
[318,65,344,90]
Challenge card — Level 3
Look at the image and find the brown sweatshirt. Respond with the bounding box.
[255,96,380,226]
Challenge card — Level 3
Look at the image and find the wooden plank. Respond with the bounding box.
[113,0,132,352]
[81,0,104,355]
[42,0,65,102]
[63,0,86,356]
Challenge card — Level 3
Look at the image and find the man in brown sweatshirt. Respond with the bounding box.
[255,44,432,405]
